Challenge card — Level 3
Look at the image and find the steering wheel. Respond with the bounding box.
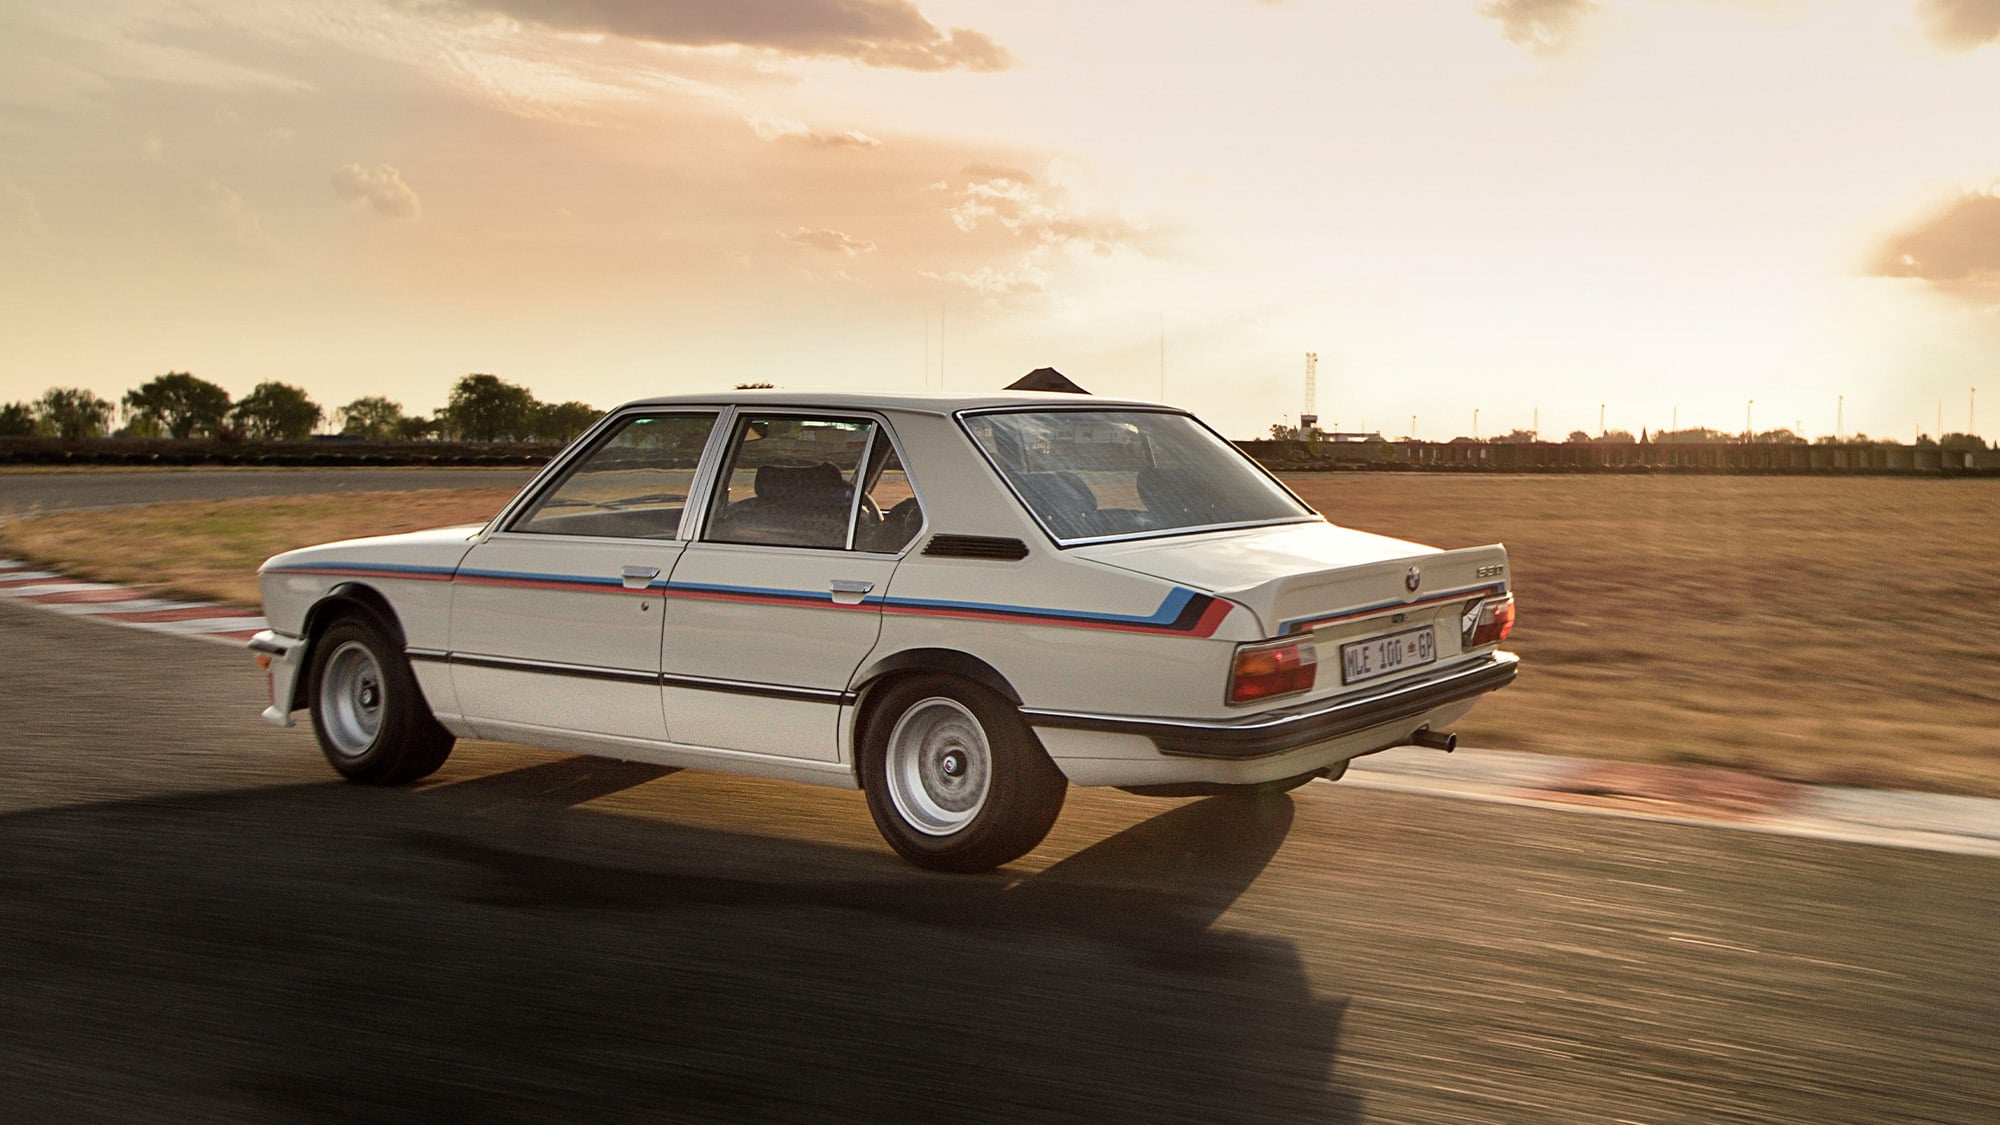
[859,494,882,523]
[884,497,922,535]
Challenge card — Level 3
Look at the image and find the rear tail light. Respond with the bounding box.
[1461,594,1516,649]
[1229,639,1318,704]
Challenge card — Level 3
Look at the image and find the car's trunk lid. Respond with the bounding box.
[1073,521,1509,639]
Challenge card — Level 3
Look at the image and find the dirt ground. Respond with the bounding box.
[1289,474,2000,796]
[5,473,1997,795]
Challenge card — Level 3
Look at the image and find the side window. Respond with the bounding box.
[705,416,872,550]
[856,443,924,554]
[511,413,717,539]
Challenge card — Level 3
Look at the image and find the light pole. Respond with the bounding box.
[1473,408,1479,440]
[1837,394,1842,440]
[1974,387,1979,436]
[1599,403,1605,436]
[1410,414,1416,441]
[1746,399,1754,442]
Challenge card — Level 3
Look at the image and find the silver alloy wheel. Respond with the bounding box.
[884,697,992,836]
[319,639,384,758]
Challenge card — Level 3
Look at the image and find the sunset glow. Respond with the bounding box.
[3,0,1998,440]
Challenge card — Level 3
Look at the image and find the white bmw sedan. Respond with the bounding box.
[252,390,1517,871]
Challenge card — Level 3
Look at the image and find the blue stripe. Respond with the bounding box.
[881,585,1196,626]
[456,567,627,589]
[272,564,1197,628]
[667,580,882,605]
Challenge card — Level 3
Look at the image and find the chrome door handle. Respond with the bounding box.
[622,565,661,590]
[829,578,875,605]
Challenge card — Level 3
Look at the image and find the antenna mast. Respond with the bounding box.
[1300,352,1319,435]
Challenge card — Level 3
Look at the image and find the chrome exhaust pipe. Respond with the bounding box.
[1410,727,1457,752]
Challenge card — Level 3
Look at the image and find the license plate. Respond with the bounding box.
[1340,626,1436,685]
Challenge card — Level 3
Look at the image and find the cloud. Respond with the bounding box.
[1,178,54,242]
[446,0,1013,71]
[1872,190,2000,282]
[1479,0,1597,52]
[140,131,164,160]
[920,262,1051,300]
[782,226,875,255]
[943,169,1150,255]
[330,163,422,219]
[961,163,1034,184]
[207,180,269,252]
[749,116,881,148]
[925,166,1160,305]
[1919,0,2000,49]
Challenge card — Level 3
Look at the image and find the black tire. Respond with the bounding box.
[307,616,455,785]
[860,674,1067,873]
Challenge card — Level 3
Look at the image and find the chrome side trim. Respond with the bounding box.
[447,652,659,686]
[661,672,856,706]
[416,649,855,704]
[1022,651,1519,759]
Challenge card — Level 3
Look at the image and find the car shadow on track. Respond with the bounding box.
[0,756,1361,1123]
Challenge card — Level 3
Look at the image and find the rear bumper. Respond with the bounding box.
[1022,650,1519,759]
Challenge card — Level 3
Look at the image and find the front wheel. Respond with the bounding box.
[861,675,1067,873]
[308,616,455,785]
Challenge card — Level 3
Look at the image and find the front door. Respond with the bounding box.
[450,411,720,743]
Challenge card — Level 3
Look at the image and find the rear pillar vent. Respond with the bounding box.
[922,535,1031,561]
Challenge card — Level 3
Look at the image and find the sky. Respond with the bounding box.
[2,0,1998,442]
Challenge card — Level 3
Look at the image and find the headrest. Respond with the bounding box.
[755,461,844,501]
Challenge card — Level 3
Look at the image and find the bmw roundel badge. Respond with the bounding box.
[1405,566,1421,593]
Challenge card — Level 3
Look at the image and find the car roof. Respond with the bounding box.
[613,388,1182,417]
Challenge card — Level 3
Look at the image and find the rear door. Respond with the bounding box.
[449,411,721,742]
[661,411,923,762]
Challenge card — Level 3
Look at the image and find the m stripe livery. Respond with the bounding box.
[267,563,1233,638]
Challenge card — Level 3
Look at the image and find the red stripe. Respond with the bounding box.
[1189,598,1234,638]
[457,575,653,596]
[280,567,453,583]
[668,588,869,611]
[23,587,152,605]
[0,574,60,588]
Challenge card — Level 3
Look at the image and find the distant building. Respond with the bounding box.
[1006,367,1090,394]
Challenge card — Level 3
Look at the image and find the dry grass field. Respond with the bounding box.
[1290,474,2000,796]
[0,489,517,608]
[4,474,1996,795]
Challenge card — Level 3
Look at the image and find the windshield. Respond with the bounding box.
[961,409,1314,543]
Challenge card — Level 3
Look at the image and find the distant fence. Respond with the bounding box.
[1239,439,2000,476]
[4,435,1994,476]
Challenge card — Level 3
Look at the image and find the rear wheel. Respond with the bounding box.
[308,616,454,784]
[861,675,1066,873]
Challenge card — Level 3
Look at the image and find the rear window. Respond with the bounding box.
[961,410,1312,543]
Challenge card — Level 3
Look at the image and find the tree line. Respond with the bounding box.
[0,373,601,445]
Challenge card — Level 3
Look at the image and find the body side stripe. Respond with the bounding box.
[282,563,1231,636]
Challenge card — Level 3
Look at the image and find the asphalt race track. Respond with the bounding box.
[2,597,1997,1123]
